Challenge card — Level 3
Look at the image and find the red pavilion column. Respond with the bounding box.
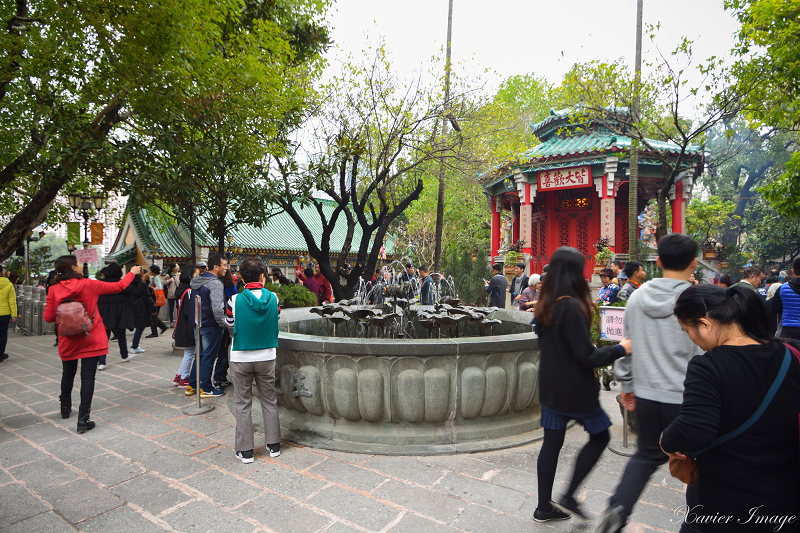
[671,180,685,233]
[491,196,501,260]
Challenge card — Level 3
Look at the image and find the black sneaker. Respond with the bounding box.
[533,502,570,523]
[555,494,589,520]
[145,333,158,338]
[219,379,232,388]
[267,443,280,458]
[236,450,254,464]
[596,505,625,533]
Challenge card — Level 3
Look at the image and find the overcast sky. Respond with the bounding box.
[324,1,741,92]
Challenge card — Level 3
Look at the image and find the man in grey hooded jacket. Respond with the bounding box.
[186,254,228,398]
[597,234,703,533]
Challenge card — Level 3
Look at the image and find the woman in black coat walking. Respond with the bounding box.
[129,273,156,354]
[532,247,631,523]
[97,263,136,370]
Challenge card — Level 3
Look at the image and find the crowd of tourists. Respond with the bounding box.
[523,236,799,533]
[9,236,800,530]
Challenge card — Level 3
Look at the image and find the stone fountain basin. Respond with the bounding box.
[245,307,543,455]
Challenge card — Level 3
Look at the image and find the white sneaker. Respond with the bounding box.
[121,353,136,362]
[97,364,107,371]
[130,347,145,354]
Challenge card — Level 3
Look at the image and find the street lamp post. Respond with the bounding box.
[67,193,106,277]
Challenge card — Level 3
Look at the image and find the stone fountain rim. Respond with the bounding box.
[278,307,538,356]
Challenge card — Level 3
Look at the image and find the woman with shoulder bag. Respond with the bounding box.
[661,284,800,532]
[532,247,631,522]
[96,263,137,370]
[146,267,168,337]
[43,256,142,433]
[164,263,180,327]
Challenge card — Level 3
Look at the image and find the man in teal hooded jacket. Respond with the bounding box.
[224,259,281,464]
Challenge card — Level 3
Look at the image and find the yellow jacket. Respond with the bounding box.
[0,276,17,317]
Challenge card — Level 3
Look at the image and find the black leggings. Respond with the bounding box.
[537,427,610,509]
[61,357,99,409]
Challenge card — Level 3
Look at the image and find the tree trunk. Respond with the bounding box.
[0,174,66,263]
[433,0,454,274]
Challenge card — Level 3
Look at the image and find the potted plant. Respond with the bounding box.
[594,236,613,272]
[503,240,525,275]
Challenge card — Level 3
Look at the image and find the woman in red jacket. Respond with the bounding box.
[44,256,142,434]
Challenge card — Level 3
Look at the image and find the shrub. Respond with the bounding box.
[266,283,319,308]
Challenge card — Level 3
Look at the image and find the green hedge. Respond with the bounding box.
[265,283,319,308]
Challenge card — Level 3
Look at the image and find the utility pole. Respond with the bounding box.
[628,0,643,260]
[433,0,453,274]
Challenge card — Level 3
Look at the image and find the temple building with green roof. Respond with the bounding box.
[481,108,702,278]
[105,199,392,280]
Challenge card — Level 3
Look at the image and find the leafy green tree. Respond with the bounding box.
[685,196,739,245]
[558,34,747,241]
[726,0,800,218]
[0,0,330,262]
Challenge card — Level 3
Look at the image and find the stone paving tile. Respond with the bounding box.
[0,412,44,429]
[0,437,48,467]
[451,502,537,533]
[0,482,52,528]
[489,464,539,495]
[0,467,13,484]
[40,477,124,523]
[372,479,466,524]
[101,433,164,461]
[10,390,48,405]
[182,468,263,508]
[307,484,402,531]
[170,413,231,435]
[0,510,75,533]
[136,449,211,481]
[74,421,124,442]
[72,452,147,488]
[245,461,328,500]
[419,454,499,478]
[436,472,528,515]
[43,435,106,464]
[26,401,63,415]
[79,502,170,533]
[319,522,362,533]
[308,457,390,493]
[0,425,19,444]
[15,421,71,444]
[238,492,331,532]
[161,499,258,532]
[110,473,193,515]
[361,455,448,487]
[139,404,185,421]
[114,416,177,438]
[271,444,328,471]
[93,406,145,425]
[388,512,464,532]
[8,456,80,492]
[0,401,27,418]
[153,428,216,454]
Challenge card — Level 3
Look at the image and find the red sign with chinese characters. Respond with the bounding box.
[538,166,591,191]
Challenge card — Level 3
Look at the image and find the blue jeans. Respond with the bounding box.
[167,298,176,324]
[178,346,196,379]
[188,326,223,391]
[131,327,145,349]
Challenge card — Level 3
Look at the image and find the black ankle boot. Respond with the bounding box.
[77,406,95,434]
[59,395,71,419]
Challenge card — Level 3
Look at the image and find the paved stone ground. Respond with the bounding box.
[0,330,689,532]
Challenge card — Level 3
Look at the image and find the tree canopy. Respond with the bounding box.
[0,0,330,263]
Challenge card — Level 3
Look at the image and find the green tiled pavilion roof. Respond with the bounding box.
[126,198,394,258]
[105,243,137,263]
[520,130,701,163]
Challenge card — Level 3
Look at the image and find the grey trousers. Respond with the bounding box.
[230,360,281,452]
